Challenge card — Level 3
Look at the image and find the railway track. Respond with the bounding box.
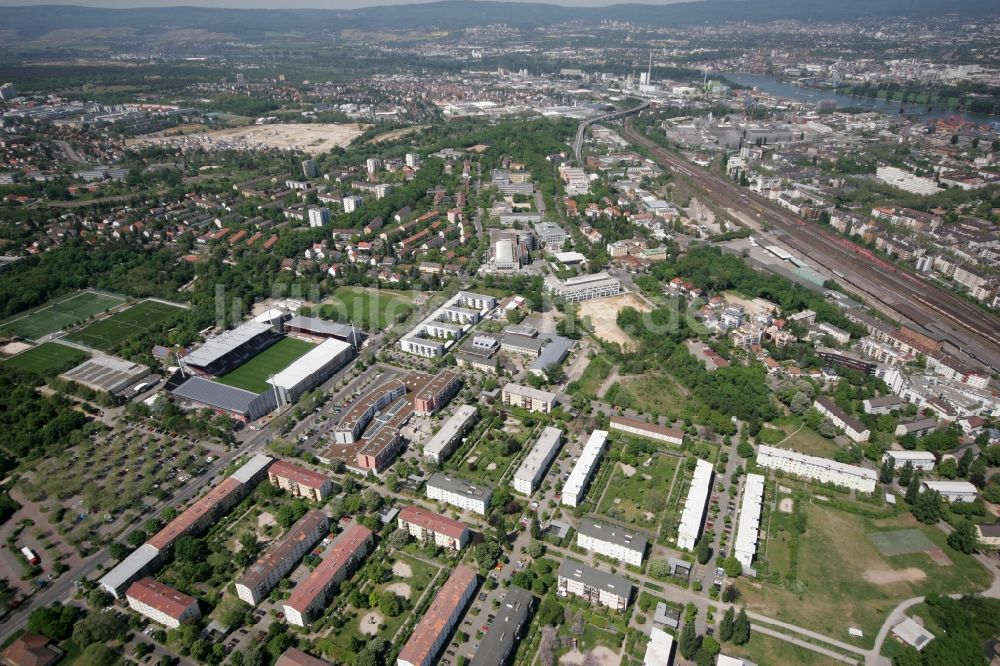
[620,119,1000,367]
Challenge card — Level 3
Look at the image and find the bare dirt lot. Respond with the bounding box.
[578,293,652,351]
[559,646,621,666]
[778,498,794,514]
[127,123,366,154]
[359,610,384,635]
[863,568,927,585]
[392,561,413,578]
[383,582,412,599]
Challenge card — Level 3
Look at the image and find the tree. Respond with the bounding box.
[108,542,128,560]
[912,489,944,524]
[378,591,403,617]
[733,608,751,645]
[387,529,411,550]
[879,458,895,484]
[947,519,979,554]
[78,643,118,666]
[174,536,207,563]
[722,556,742,578]
[722,585,740,603]
[720,606,735,642]
[736,442,754,458]
[73,609,128,646]
[27,603,79,641]
[536,597,562,626]
[696,636,721,666]
[696,538,711,565]
[957,449,974,478]
[539,626,557,666]
[526,541,546,559]
[679,620,700,660]
[938,458,958,479]
[898,461,914,487]
[905,474,921,504]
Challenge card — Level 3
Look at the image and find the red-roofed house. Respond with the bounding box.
[397,505,469,550]
[1,633,62,666]
[126,577,201,628]
[268,460,333,501]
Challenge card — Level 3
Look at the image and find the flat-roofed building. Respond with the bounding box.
[557,558,632,612]
[501,383,556,414]
[734,474,765,569]
[863,396,904,415]
[512,426,563,495]
[423,405,479,464]
[267,338,353,404]
[921,480,977,502]
[895,418,939,438]
[236,510,329,605]
[335,380,407,444]
[414,371,461,416]
[126,577,200,629]
[276,648,332,666]
[172,376,278,422]
[882,450,936,471]
[562,430,609,507]
[283,524,373,627]
[469,586,533,666]
[757,445,876,493]
[61,354,150,395]
[642,627,675,666]
[543,272,621,302]
[610,415,684,446]
[284,316,361,347]
[268,460,333,501]
[426,473,493,515]
[677,459,713,551]
[500,334,545,358]
[397,566,478,666]
[577,517,647,566]
[99,544,161,600]
[397,505,469,550]
[813,396,870,443]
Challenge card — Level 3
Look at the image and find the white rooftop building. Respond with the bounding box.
[756,445,877,493]
[512,426,563,495]
[677,459,714,551]
[423,405,479,465]
[266,338,353,404]
[734,474,765,569]
[642,627,675,666]
[920,480,977,502]
[562,430,609,507]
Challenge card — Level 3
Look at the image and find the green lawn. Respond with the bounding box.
[454,420,535,485]
[217,337,315,393]
[598,455,679,528]
[0,290,125,339]
[725,631,846,666]
[621,374,693,418]
[325,286,414,330]
[765,417,840,458]
[739,501,991,647]
[2,342,88,375]
[577,355,613,396]
[63,299,185,352]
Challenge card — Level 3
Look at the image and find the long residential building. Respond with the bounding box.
[733,474,765,570]
[921,480,977,502]
[423,405,479,464]
[610,415,684,446]
[283,524,373,627]
[557,558,632,612]
[468,586,533,666]
[426,473,493,515]
[399,292,496,358]
[543,272,621,302]
[236,510,329,605]
[882,450,936,471]
[756,445,877,493]
[577,517,647,567]
[268,460,333,501]
[335,380,407,444]
[562,430,609,508]
[813,397,870,443]
[512,426,563,495]
[125,577,201,629]
[677,459,714,551]
[99,455,273,598]
[397,505,470,550]
[397,565,478,666]
[501,383,557,414]
[413,371,461,415]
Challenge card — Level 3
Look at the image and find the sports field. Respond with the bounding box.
[325,286,414,330]
[1,342,89,375]
[0,290,125,340]
[63,300,185,352]
[216,337,315,393]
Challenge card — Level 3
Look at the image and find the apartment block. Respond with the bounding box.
[236,510,329,605]
[426,473,493,515]
[126,577,201,629]
[757,445,876,493]
[557,558,632,612]
[397,566,478,666]
[501,383,557,414]
[577,517,647,567]
[397,505,469,550]
[268,460,333,502]
[609,415,684,446]
[423,405,479,465]
[512,426,563,495]
[813,396,870,443]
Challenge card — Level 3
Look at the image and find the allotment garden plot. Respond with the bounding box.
[597,453,681,529]
[63,299,185,352]
[0,290,125,340]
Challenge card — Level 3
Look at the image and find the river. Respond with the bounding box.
[724,72,996,124]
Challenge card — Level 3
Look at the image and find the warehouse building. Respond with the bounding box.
[426,473,493,515]
[179,320,280,376]
[283,524,373,627]
[423,405,479,464]
[734,474,765,570]
[469,586,533,666]
[236,510,329,605]
[882,450,936,471]
[268,460,333,501]
[512,426,563,495]
[610,415,684,446]
[562,430,609,508]
[171,376,278,422]
[501,383,557,414]
[267,338,354,405]
[757,445,877,493]
[577,517,647,567]
[677,459,714,551]
[557,558,632,612]
[126,577,201,629]
[61,354,150,395]
[397,566,478,666]
[543,272,621,302]
[397,505,470,550]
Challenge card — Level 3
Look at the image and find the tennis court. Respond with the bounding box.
[0,290,125,340]
[216,337,315,393]
[1,342,89,375]
[868,529,936,557]
[63,300,185,352]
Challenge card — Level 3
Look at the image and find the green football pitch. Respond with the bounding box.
[2,342,89,375]
[0,290,125,340]
[216,337,315,394]
[63,300,185,352]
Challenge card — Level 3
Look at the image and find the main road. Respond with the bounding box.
[620,118,1000,372]
[574,100,650,163]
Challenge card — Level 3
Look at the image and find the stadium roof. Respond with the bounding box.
[734,474,765,568]
[267,338,350,391]
[285,315,356,340]
[182,320,273,369]
[678,459,714,545]
[172,376,267,416]
[423,405,478,460]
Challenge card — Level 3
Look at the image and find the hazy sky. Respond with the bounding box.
[0,0,698,8]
